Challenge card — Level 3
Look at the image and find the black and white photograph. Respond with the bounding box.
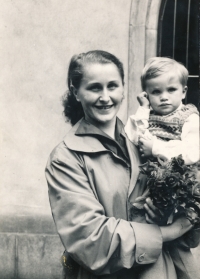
[0,0,199,278]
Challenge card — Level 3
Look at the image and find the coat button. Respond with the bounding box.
[138,253,145,262]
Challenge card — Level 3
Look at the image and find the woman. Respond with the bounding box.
[45,50,193,279]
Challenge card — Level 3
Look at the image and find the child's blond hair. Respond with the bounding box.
[141,57,188,90]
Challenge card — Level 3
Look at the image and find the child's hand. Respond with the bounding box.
[138,135,153,157]
[137,92,150,109]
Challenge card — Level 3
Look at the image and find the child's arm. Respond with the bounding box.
[151,113,199,164]
[137,91,150,109]
[138,113,199,163]
[125,92,150,144]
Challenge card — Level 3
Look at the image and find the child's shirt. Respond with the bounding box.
[125,103,199,165]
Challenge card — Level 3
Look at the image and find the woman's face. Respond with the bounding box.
[75,63,124,128]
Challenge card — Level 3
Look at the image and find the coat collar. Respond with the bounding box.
[75,117,126,138]
[63,118,126,153]
[63,117,141,197]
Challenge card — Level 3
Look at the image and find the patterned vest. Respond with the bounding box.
[148,104,199,141]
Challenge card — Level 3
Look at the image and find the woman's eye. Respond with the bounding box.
[88,85,101,92]
[108,83,118,90]
[91,87,100,92]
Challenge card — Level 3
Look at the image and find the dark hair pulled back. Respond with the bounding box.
[62,50,124,126]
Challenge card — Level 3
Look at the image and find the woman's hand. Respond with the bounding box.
[144,198,194,242]
[144,198,164,225]
[137,92,150,109]
[160,217,193,242]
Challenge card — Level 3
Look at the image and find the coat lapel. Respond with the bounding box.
[125,137,141,197]
[64,118,143,199]
[63,119,108,153]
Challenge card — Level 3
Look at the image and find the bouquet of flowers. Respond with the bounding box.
[133,155,200,225]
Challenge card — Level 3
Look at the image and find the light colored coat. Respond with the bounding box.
[45,118,198,279]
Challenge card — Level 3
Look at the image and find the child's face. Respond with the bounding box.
[145,72,187,115]
[74,63,124,128]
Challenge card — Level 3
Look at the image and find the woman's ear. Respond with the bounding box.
[71,86,80,102]
[182,86,188,99]
[121,92,125,101]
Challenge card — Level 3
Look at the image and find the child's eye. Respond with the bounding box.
[168,87,176,92]
[151,90,160,95]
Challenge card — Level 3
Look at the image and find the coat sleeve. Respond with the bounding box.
[152,113,200,165]
[45,145,163,275]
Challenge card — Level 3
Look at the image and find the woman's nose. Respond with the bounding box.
[99,89,110,102]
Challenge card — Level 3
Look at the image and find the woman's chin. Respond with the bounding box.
[86,113,117,127]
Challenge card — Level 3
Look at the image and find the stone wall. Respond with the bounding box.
[0,0,131,278]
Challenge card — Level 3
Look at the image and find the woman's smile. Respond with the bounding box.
[94,104,114,111]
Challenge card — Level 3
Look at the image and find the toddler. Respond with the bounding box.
[125,57,200,279]
[125,57,199,165]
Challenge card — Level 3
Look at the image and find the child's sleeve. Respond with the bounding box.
[152,113,200,165]
[125,106,150,145]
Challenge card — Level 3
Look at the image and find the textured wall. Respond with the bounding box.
[128,0,162,115]
[0,0,131,277]
[0,0,131,221]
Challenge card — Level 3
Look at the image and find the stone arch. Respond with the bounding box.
[127,0,162,115]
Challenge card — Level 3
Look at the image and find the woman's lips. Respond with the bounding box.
[95,105,114,110]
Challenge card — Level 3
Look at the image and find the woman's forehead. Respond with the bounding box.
[81,63,122,82]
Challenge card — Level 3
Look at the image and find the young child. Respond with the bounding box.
[125,57,199,165]
[125,57,200,279]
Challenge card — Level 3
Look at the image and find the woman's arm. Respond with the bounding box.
[160,218,193,242]
[45,144,163,275]
[144,198,194,242]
